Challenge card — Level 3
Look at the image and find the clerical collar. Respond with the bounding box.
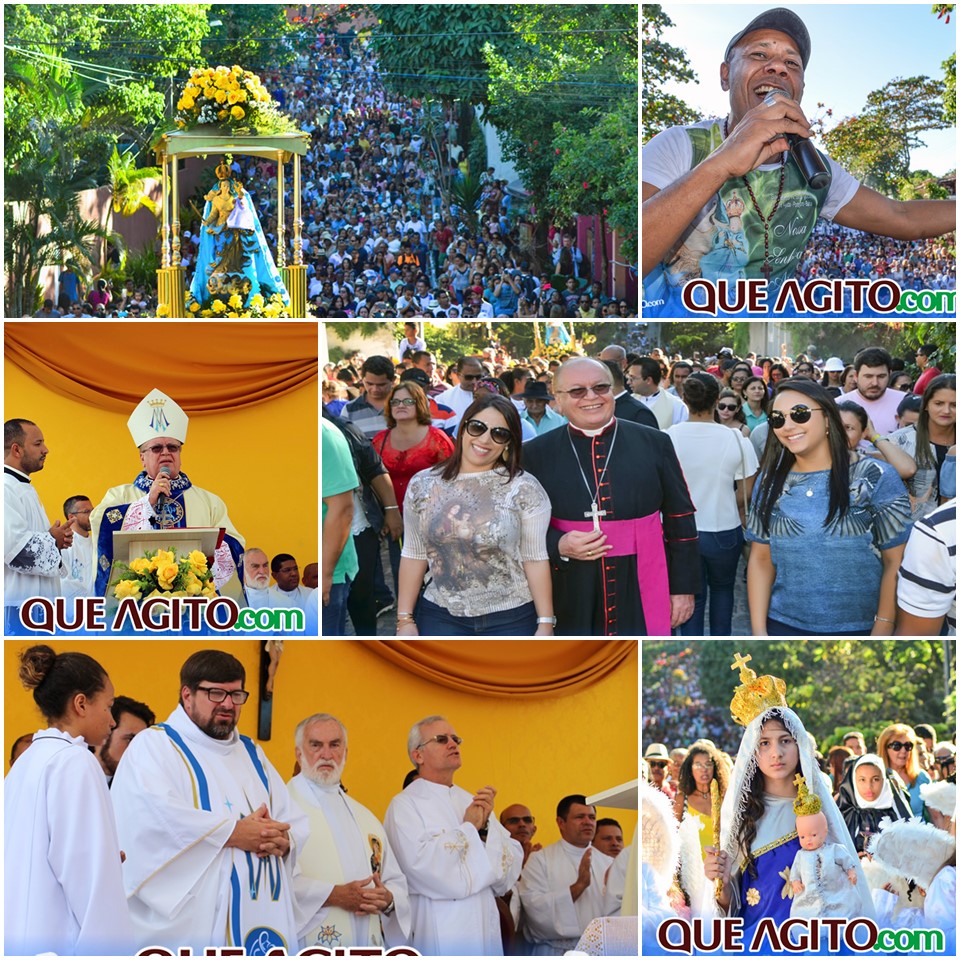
[559,838,592,857]
[4,465,30,483]
[569,417,616,438]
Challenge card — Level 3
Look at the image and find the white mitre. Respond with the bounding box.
[128,388,189,446]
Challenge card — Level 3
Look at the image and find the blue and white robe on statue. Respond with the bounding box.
[111,705,316,953]
[190,182,290,308]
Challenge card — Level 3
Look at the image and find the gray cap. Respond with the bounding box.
[724,7,811,69]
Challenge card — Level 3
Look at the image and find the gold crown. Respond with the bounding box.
[215,160,231,180]
[793,773,822,817]
[729,652,788,727]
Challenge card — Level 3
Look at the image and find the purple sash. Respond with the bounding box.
[550,512,671,635]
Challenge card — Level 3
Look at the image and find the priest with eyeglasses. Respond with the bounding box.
[89,388,245,599]
[384,715,522,955]
[522,357,700,636]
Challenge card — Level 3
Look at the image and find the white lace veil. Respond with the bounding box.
[718,705,875,920]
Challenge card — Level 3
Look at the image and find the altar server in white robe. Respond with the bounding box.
[518,794,620,955]
[89,389,244,598]
[5,644,134,956]
[384,715,523,955]
[111,649,312,953]
[4,419,72,631]
[288,712,411,949]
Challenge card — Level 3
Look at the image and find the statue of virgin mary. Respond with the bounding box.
[189,160,289,309]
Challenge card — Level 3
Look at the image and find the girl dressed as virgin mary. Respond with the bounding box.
[700,653,874,948]
[189,159,289,310]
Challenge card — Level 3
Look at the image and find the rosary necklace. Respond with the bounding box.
[724,117,786,281]
[568,422,619,531]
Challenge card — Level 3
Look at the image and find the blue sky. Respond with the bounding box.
[650,1,957,176]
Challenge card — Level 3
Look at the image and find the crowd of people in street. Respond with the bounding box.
[323,324,956,638]
[41,23,636,319]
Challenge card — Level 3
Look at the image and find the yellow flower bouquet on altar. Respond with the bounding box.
[174,65,300,135]
[111,547,217,601]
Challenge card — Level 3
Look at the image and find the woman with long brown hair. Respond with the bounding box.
[395,394,554,636]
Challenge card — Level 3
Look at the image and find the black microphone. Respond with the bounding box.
[786,133,830,190]
[156,465,171,517]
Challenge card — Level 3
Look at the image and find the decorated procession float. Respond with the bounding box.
[153,65,309,317]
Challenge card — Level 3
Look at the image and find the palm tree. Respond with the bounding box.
[107,144,161,218]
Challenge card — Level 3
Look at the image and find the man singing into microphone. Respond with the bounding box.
[642,6,956,316]
[89,388,245,600]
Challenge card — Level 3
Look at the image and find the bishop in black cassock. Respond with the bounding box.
[522,358,700,636]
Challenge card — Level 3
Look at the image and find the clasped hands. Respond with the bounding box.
[227,802,291,859]
[464,785,496,831]
[326,871,394,915]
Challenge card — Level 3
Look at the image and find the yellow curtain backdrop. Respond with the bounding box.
[4,322,317,412]
[3,322,318,573]
[363,640,636,697]
[4,639,639,844]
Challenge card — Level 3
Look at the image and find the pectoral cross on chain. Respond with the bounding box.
[761,259,772,281]
[584,501,607,532]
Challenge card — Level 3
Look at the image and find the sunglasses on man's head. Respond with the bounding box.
[464,419,511,444]
[768,405,823,429]
[936,755,956,767]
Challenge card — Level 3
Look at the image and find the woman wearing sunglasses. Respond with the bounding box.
[395,394,554,636]
[876,724,931,817]
[716,388,751,437]
[746,378,911,636]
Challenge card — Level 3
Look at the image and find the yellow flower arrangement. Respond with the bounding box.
[174,65,299,135]
[228,293,243,310]
[211,299,226,314]
[111,546,217,603]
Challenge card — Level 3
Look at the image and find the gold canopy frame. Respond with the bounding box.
[153,130,310,317]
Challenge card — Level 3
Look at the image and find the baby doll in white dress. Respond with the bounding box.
[790,773,862,918]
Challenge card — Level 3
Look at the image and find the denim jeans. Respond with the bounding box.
[416,596,537,636]
[767,617,869,637]
[677,527,743,637]
[322,579,351,636]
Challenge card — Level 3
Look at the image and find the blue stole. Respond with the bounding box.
[739,832,800,940]
[95,471,244,596]
[157,724,286,952]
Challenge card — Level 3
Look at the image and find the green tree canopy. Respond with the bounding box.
[644,639,954,751]
[641,4,700,141]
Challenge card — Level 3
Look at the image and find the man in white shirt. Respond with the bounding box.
[628,357,689,429]
[287,713,411,949]
[839,346,903,435]
[384,715,522,955]
[434,356,484,428]
[517,794,620,954]
[60,494,94,598]
[268,553,316,611]
[4,418,72,633]
[243,547,271,608]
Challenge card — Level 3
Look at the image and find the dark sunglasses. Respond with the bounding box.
[717,402,740,412]
[888,741,915,752]
[460,373,482,381]
[648,760,668,769]
[464,419,511,444]
[768,405,823,429]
